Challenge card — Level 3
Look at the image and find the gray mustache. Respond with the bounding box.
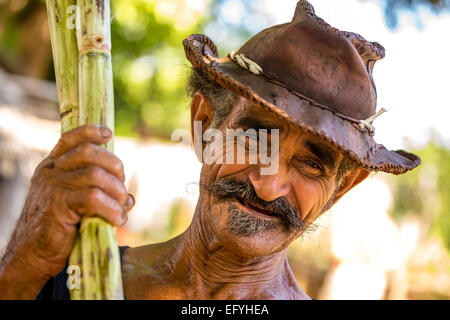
[204,178,306,233]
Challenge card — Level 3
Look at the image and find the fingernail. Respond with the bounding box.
[100,127,112,138]
[126,193,135,208]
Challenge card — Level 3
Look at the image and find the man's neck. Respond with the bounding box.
[179,219,298,299]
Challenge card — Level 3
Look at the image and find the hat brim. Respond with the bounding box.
[183,34,421,175]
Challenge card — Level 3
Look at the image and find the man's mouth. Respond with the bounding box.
[235,197,279,220]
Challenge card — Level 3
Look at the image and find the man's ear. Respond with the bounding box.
[332,167,370,205]
[190,91,214,142]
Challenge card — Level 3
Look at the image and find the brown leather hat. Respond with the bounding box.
[183,0,421,174]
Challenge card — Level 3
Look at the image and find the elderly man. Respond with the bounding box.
[0,0,420,299]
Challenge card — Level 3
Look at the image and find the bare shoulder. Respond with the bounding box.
[122,235,182,268]
[121,237,185,299]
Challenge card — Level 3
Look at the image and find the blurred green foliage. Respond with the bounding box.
[390,142,450,251]
[110,0,209,139]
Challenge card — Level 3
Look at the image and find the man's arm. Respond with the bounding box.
[0,124,134,299]
[0,246,51,299]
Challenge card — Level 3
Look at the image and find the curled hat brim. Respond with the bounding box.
[183,34,421,175]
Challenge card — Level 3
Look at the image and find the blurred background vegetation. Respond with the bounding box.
[0,0,449,299]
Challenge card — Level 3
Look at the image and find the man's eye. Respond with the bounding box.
[305,160,321,169]
[293,158,323,176]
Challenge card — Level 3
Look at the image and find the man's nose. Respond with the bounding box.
[248,163,291,202]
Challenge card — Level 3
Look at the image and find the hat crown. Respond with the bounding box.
[237,0,385,120]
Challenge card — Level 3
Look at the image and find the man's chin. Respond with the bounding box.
[219,226,292,258]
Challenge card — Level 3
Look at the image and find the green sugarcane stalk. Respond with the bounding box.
[45,0,82,299]
[46,0,123,300]
[46,0,79,131]
[75,0,122,300]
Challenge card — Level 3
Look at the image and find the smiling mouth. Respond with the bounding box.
[235,197,279,220]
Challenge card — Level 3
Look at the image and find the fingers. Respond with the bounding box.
[50,124,112,159]
[46,124,136,227]
[66,188,127,226]
[59,167,128,206]
[54,143,125,182]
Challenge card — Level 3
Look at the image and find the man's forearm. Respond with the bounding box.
[0,247,49,300]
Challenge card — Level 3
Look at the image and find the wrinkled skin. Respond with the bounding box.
[0,93,368,299]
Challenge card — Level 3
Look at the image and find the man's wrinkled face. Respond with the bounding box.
[197,96,352,258]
